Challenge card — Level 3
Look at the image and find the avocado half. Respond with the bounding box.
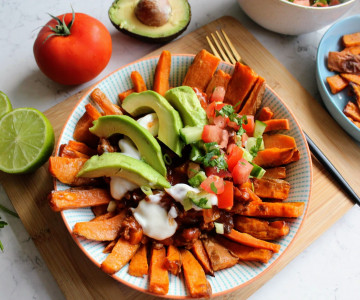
[108,0,191,43]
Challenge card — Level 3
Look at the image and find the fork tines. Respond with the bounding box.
[206,29,242,64]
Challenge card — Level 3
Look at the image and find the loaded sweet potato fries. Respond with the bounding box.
[48,49,305,298]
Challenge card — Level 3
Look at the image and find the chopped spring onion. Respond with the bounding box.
[141,185,153,196]
[214,222,224,234]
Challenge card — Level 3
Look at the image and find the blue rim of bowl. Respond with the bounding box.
[316,14,360,140]
[280,0,356,10]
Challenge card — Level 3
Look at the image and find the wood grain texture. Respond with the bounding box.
[0,16,355,300]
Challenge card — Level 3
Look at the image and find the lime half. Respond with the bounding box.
[0,108,55,174]
[0,91,12,119]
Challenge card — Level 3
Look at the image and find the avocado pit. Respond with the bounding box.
[135,0,171,27]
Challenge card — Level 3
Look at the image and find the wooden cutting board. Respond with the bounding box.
[0,16,358,300]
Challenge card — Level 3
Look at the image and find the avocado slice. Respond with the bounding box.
[165,86,208,127]
[108,0,191,43]
[89,115,166,176]
[122,91,184,156]
[77,152,170,189]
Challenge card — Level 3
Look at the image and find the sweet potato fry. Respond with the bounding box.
[85,103,102,120]
[342,46,360,55]
[349,117,360,128]
[73,210,126,241]
[326,74,349,94]
[224,62,259,111]
[205,69,231,99]
[240,76,265,115]
[253,177,290,200]
[164,244,182,275]
[234,186,263,203]
[263,119,290,132]
[350,82,360,109]
[103,239,117,254]
[48,157,97,186]
[91,211,115,222]
[286,149,300,164]
[68,140,97,156]
[73,111,99,147]
[343,32,360,48]
[343,101,360,122]
[182,49,220,92]
[90,88,123,115]
[191,239,214,276]
[181,249,212,298]
[149,247,169,295]
[234,216,290,241]
[118,88,135,102]
[131,71,147,93]
[232,201,305,218]
[153,50,171,96]
[257,106,274,121]
[101,238,139,274]
[327,51,360,74]
[340,73,360,85]
[263,166,287,179]
[253,147,295,168]
[215,235,273,263]
[128,244,148,277]
[59,144,90,159]
[263,134,296,149]
[49,188,112,212]
[224,229,281,253]
[202,236,238,271]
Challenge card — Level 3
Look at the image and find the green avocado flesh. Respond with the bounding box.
[89,115,166,176]
[108,0,191,43]
[77,152,170,189]
[122,90,184,156]
[165,86,208,127]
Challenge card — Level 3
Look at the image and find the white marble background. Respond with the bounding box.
[1,0,360,299]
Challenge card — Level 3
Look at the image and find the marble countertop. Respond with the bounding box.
[1,0,360,299]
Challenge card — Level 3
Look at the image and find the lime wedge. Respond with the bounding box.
[0,108,55,174]
[0,91,12,119]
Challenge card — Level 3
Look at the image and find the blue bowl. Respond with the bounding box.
[316,15,360,143]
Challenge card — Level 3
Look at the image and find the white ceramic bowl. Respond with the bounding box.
[237,0,357,35]
[56,55,312,298]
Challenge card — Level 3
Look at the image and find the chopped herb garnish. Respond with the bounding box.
[193,142,228,171]
[210,182,218,193]
[249,137,263,157]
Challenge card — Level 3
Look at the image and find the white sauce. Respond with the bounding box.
[136,113,159,136]
[110,176,138,200]
[147,192,164,204]
[110,137,141,200]
[118,137,141,159]
[132,199,177,240]
[165,183,218,210]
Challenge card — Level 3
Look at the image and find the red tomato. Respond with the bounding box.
[213,115,228,128]
[33,12,112,85]
[210,86,226,102]
[205,167,232,178]
[206,102,226,121]
[242,115,255,136]
[200,175,225,194]
[227,115,254,135]
[232,158,253,185]
[227,145,244,172]
[202,125,229,148]
[217,181,233,209]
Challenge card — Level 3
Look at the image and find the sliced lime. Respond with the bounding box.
[0,91,12,119]
[0,108,55,174]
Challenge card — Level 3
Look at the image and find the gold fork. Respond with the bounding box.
[206,29,243,64]
[205,30,360,205]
